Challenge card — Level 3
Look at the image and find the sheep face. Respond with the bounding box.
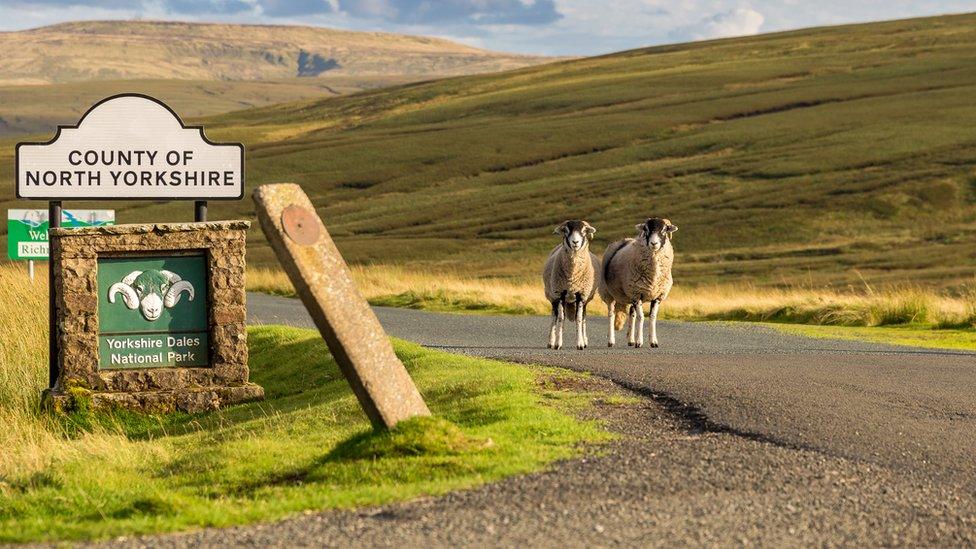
[108,269,195,322]
[635,218,678,252]
[132,271,171,320]
[554,220,596,253]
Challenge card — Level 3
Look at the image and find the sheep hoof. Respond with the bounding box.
[634,342,643,348]
[577,344,584,350]
[627,342,634,347]
[607,342,614,348]
[651,342,659,348]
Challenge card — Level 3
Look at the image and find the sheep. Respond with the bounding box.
[543,220,600,350]
[598,217,677,348]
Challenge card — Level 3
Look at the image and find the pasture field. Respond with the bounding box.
[5,13,976,289]
[0,263,610,543]
[4,13,973,290]
[3,13,976,340]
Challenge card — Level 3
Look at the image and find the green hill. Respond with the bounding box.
[4,13,976,289]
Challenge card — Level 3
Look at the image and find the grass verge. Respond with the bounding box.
[0,265,611,543]
[1,327,611,543]
[771,323,976,352]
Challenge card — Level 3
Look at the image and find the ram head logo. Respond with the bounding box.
[108,270,195,321]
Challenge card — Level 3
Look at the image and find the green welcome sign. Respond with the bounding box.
[7,209,115,260]
[97,255,208,369]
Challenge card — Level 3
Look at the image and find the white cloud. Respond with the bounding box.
[676,6,765,41]
[702,7,765,38]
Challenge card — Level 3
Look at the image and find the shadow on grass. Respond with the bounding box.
[224,416,491,497]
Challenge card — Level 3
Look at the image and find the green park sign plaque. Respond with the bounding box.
[97,255,208,369]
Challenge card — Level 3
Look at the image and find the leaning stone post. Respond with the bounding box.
[253,183,430,429]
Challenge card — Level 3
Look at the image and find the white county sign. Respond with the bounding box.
[16,94,244,201]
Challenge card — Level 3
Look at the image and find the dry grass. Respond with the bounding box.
[249,265,546,315]
[248,265,976,328]
[0,263,143,483]
[665,284,973,327]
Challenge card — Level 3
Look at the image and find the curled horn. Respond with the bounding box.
[108,270,142,310]
[122,270,142,285]
[159,270,182,283]
[164,280,195,308]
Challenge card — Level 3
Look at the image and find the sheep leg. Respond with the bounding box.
[574,293,584,349]
[649,299,661,348]
[582,301,589,348]
[548,299,560,349]
[556,291,566,349]
[633,299,645,348]
[607,300,616,347]
[627,304,636,347]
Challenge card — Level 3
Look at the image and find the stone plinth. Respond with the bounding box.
[47,221,264,413]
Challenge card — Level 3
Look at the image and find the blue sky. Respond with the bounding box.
[2,0,975,55]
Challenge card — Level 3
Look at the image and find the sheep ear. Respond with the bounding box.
[553,222,568,235]
[666,224,678,234]
[635,223,646,233]
[583,223,596,237]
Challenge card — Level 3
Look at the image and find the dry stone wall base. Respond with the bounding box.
[48,221,263,414]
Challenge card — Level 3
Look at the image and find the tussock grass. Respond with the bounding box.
[670,284,955,327]
[0,262,610,543]
[0,263,142,485]
[250,265,542,315]
[248,265,976,329]
[0,263,47,412]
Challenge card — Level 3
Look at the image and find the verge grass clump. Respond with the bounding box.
[966,285,976,327]
[0,262,611,543]
[867,288,933,326]
[330,416,491,460]
[0,263,131,486]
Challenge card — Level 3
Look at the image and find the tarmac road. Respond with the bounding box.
[248,293,976,482]
[107,294,976,546]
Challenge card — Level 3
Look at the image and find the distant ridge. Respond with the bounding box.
[0,20,553,85]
